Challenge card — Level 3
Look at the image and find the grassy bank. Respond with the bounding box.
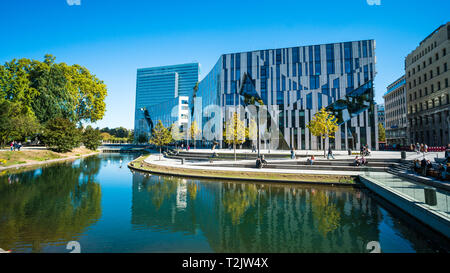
[129,156,356,185]
[0,147,97,167]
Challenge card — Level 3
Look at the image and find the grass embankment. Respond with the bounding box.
[0,147,97,167]
[129,156,356,184]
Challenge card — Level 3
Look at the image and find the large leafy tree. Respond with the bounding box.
[307,107,339,157]
[42,118,81,153]
[0,55,107,125]
[149,120,173,160]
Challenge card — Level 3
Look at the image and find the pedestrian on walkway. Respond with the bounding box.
[10,141,14,151]
[290,148,295,160]
[17,142,22,151]
[327,146,335,160]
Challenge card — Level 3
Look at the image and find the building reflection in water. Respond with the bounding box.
[131,174,386,252]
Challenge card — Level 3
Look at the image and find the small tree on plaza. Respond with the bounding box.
[189,121,201,149]
[170,123,184,148]
[149,120,173,160]
[224,112,248,161]
[378,123,386,142]
[248,118,258,148]
[307,107,339,158]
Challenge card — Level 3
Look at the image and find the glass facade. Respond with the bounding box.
[192,40,378,150]
[134,63,199,139]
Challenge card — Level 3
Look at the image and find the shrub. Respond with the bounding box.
[42,118,81,153]
[83,126,102,150]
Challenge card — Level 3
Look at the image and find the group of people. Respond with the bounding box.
[360,144,371,157]
[9,141,22,151]
[412,144,450,180]
[410,143,428,154]
[354,156,368,166]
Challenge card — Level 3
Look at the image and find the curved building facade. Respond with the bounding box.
[192,40,378,150]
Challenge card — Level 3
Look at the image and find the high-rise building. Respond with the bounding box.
[405,22,450,146]
[384,75,407,145]
[192,40,378,150]
[134,63,199,140]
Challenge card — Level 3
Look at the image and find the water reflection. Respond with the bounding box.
[0,157,102,252]
[131,174,442,252]
[0,153,447,253]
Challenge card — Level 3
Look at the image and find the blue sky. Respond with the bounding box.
[1,0,449,129]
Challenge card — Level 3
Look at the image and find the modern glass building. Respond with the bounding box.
[134,63,199,140]
[191,40,378,150]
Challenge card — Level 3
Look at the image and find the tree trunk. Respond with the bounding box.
[234,142,236,161]
[159,147,162,161]
[323,135,326,158]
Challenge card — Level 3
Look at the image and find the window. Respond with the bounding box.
[444,63,448,72]
[435,53,439,61]
[437,67,440,75]
[444,48,447,56]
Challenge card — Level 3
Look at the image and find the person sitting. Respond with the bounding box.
[354,156,361,166]
[256,157,262,169]
[261,155,267,165]
[361,156,368,166]
[413,159,421,173]
[307,155,315,165]
[420,158,428,176]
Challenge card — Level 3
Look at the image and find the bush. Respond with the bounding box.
[83,126,102,150]
[42,118,81,153]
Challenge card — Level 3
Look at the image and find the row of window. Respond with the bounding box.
[408,48,447,78]
[409,111,448,127]
[408,62,448,89]
[410,40,440,64]
[408,93,450,114]
[408,78,449,102]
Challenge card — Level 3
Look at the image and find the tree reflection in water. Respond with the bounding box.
[222,183,258,225]
[0,157,102,252]
[310,189,341,237]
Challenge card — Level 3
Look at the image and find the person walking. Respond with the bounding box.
[10,141,14,151]
[290,148,296,160]
[17,142,22,151]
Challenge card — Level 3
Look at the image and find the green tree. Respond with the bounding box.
[378,123,386,142]
[189,121,201,149]
[42,118,81,153]
[170,123,184,145]
[137,133,148,144]
[0,99,40,147]
[307,107,339,157]
[0,55,107,124]
[149,120,173,160]
[224,112,248,161]
[127,130,135,143]
[82,126,102,150]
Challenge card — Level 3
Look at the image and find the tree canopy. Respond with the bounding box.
[307,107,339,157]
[0,55,107,124]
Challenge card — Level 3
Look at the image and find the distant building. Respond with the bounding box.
[405,22,450,146]
[134,63,199,140]
[376,104,385,127]
[384,75,407,145]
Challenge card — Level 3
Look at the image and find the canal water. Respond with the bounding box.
[0,153,448,253]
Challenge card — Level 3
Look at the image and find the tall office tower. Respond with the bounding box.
[192,40,378,150]
[405,22,450,146]
[134,63,199,140]
[384,75,407,146]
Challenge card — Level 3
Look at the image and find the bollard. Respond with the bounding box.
[401,151,406,160]
[424,187,437,206]
[181,158,185,165]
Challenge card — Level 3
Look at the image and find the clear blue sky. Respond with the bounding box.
[1,0,449,129]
